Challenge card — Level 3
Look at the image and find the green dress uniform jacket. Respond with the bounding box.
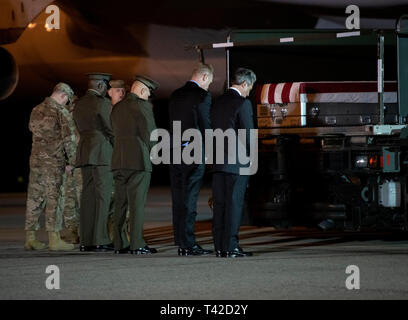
[73,89,114,247]
[111,93,156,171]
[111,93,157,250]
[74,90,114,166]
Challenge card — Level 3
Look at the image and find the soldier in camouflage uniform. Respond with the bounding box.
[25,83,77,251]
[59,95,82,244]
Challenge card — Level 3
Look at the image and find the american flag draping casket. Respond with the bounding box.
[255,81,399,128]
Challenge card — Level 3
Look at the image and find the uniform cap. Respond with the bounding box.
[53,82,74,101]
[134,75,159,91]
[109,80,126,89]
[86,72,112,81]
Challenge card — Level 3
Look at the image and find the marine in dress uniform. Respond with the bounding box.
[73,73,114,252]
[111,75,159,254]
[106,80,127,242]
[108,79,126,110]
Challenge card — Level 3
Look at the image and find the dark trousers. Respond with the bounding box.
[169,163,205,248]
[80,165,113,246]
[113,170,151,250]
[212,172,249,252]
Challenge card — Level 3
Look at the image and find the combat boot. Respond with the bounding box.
[24,231,47,250]
[60,227,80,244]
[48,232,74,251]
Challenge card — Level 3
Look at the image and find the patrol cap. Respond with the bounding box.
[53,82,74,101]
[86,72,112,82]
[109,80,126,89]
[133,75,159,91]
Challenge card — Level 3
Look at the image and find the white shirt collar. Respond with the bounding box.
[189,80,200,87]
[229,87,242,96]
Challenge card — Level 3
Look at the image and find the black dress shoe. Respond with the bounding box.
[215,250,229,257]
[192,244,213,255]
[130,246,157,255]
[225,247,253,258]
[94,243,115,252]
[177,248,194,256]
[179,244,213,256]
[215,250,224,257]
[114,246,130,254]
[80,245,96,252]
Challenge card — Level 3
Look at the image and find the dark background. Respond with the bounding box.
[0,0,404,192]
[0,42,398,193]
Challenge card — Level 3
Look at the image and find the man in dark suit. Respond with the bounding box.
[169,63,214,256]
[111,75,159,255]
[73,73,114,252]
[210,68,257,258]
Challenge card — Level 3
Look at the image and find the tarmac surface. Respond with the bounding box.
[0,187,408,300]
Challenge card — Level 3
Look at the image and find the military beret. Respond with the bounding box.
[109,80,125,89]
[53,82,74,100]
[134,75,159,91]
[87,72,112,81]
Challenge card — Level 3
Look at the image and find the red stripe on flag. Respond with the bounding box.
[255,85,263,103]
[282,83,292,103]
[268,83,277,104]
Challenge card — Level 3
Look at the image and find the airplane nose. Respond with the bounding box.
[0,47,19,101]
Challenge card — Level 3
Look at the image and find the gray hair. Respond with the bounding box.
[192,63,214,77]
[232,68,256,87]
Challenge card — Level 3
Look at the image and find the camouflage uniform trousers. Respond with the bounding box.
[59,168,82,231]
[25,163,65,232]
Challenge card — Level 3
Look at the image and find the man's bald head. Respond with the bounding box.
[191,63,214,91]
[131,80,151,101]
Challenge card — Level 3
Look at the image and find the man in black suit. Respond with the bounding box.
[169,63,214,256]
[210,68,257,258]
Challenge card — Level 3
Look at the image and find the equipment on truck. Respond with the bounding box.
[191,15,408,231]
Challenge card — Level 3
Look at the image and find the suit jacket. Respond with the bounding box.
[210,88,254,175]
[169,81,211,148]
[73,90,114,167]
[111,93,157,172]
